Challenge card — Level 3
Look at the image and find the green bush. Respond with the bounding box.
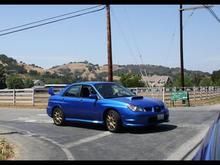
[23,78,34,88]
[120,73,145,87]
[0,64,7,89]
[6,74,24,89]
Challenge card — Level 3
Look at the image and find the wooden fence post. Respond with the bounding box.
[13,89,15,105]
[162,87,165,102]
[32,88,35,106]
[193,87,196,106]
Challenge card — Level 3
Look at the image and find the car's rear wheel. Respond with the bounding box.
[53,107,64,126]
[105,110,122,133]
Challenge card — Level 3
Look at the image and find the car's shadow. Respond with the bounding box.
[62,122,177,134]
[124,124,177,134]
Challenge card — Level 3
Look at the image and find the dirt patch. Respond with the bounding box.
[0,138,15,160]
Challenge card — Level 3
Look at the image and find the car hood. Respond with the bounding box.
[109,96,163,107]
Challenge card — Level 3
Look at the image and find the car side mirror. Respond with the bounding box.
[131,91,136,95]
[89,94,98,100]
[48,87,55,96]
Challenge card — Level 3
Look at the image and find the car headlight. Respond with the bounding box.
[127,104,144,112]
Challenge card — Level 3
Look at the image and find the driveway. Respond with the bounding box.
[0,105,219,160]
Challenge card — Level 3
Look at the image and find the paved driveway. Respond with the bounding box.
[0,105,219,160]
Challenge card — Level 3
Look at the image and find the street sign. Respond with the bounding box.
[171,91,188,101]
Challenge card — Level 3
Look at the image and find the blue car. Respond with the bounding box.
[47,82,169,132]
[193,112,220,160]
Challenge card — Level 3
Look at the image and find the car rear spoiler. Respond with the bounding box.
[48,87,55,96]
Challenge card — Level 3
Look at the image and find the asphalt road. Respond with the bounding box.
[0,104,220,160]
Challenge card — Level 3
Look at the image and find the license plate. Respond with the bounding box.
[157,114,164,120]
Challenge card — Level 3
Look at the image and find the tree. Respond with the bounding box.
[120,73,145,87]
[212,69,220,85]
[172,75,193,87]
[191,73,204,86]
[0,64,7,89]
[29,70,39,76]
[23,78,34,88]
[199,77,213,86]
[6,74,24,89]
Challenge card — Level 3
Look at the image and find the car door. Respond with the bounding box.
[62,84,82,118]
[79,85,99,120]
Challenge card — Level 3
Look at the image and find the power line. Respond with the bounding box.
[122,6,147,78]
[111,8,138,64]
[183,9,195,29]
[123,7,143,65]
[0,5,102,33]
[111,7,144,78]
[203,5,220,24]
[166,7,195,66]
[0,6,105,37]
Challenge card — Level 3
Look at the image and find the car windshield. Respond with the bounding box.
[94,83,135,99]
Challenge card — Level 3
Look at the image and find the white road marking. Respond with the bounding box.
[64,131,112,148]
[38,135,75,160]
[0,124,75,160]
[37,114,48,117]
[25,119,37,123]
[11,116,53,123]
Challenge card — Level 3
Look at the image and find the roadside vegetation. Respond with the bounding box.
[1,53,220,89]
[0,138,14,160]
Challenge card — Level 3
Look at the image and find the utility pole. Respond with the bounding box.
[179,4,184,90]
[106,4,113,82]
[179,4,214,90]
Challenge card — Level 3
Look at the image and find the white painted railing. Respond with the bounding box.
[0,86,220,107]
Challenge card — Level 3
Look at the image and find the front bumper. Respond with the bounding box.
[122,110,169,127]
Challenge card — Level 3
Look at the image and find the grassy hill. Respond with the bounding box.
[0,54,211,85]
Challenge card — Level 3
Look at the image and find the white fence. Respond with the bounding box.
[129,86,220,106]
[0,86,220,107]
[0,88,61,106]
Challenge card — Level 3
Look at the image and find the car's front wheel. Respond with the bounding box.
[53,107,64,126]
[105,110,122,133]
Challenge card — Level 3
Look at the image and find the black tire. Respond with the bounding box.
[53,107,64,126]
[105,110,122,133]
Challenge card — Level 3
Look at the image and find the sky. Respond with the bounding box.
[0,5,219,73]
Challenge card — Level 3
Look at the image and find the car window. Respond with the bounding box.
[94,83,135,99]
[80,85,97,98]
[64,85,81,97]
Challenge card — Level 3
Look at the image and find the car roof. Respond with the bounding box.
[72,81,116,86]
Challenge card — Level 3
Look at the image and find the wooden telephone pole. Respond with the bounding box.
[106,4,113,82]
[179,4,213,90]
[179,4,184,90]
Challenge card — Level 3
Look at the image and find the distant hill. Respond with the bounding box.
[0,54,210,83]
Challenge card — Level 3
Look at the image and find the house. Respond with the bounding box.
[141,75,172,87]
[33,80,45,87]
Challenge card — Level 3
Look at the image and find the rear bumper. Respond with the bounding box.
[46,106,53,117]
[122,112,169,127]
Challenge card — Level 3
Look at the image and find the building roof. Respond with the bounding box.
[142,75,171,86]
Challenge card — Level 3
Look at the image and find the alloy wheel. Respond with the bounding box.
[53,108,64,126]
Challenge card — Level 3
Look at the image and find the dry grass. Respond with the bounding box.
[0,138,14,160]
[202,96,220,105]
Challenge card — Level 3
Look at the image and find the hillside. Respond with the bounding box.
[0,54,211,84]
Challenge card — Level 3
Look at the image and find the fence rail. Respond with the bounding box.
[129,86,220,106]
[0,86,220,107]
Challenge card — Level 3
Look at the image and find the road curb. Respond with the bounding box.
[165,126,209,160]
